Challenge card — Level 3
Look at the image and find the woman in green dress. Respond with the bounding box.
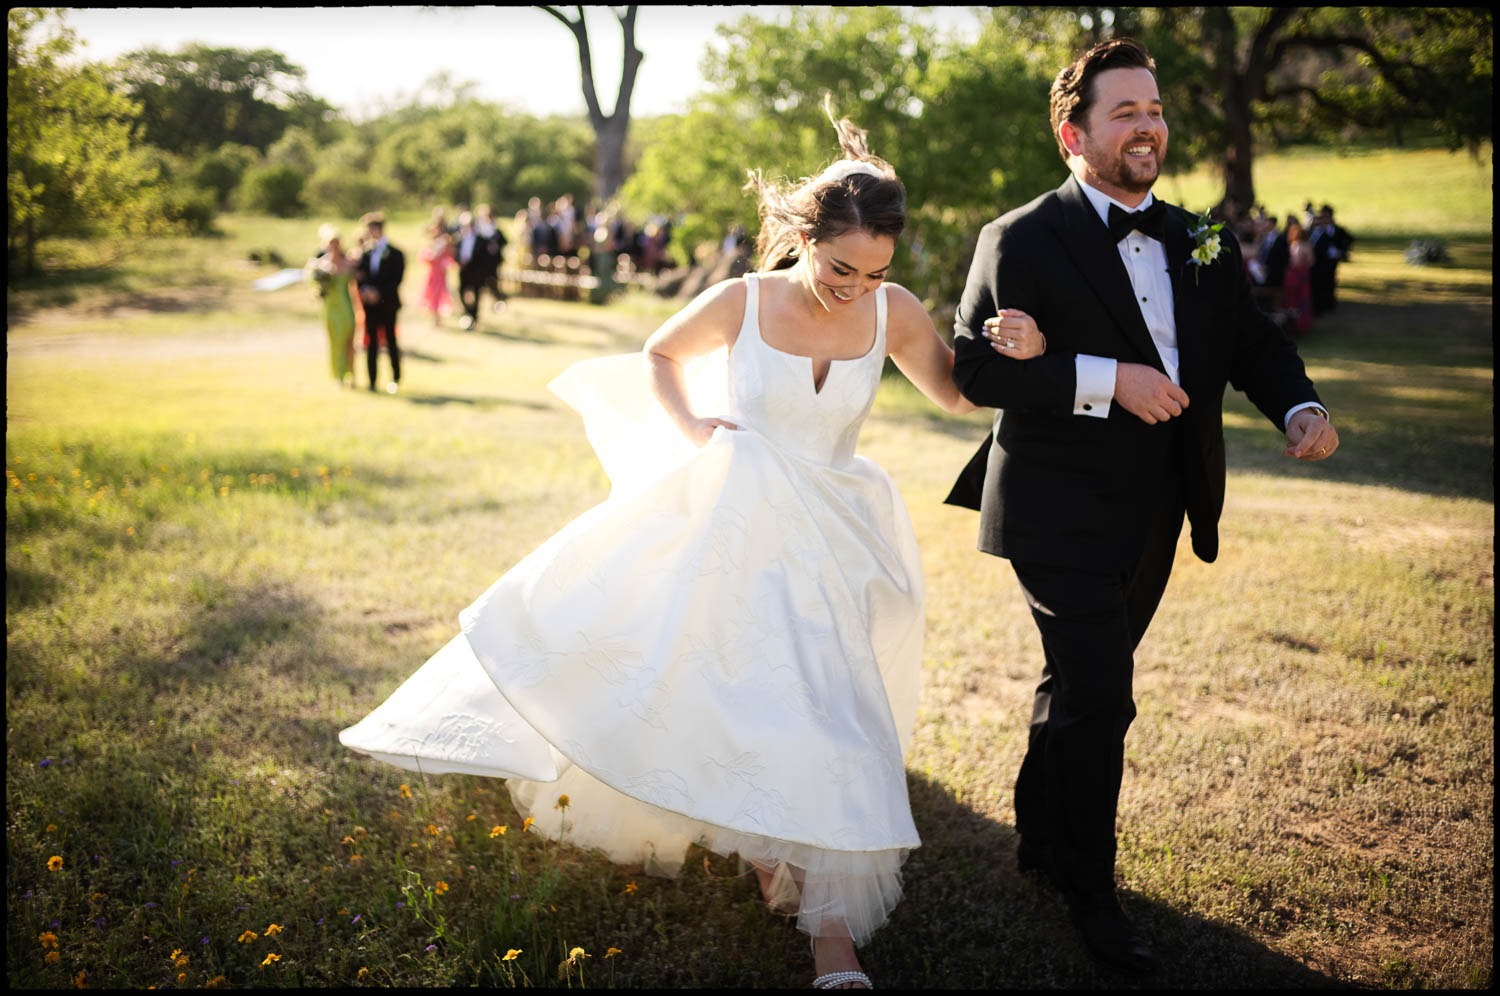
[307,225,358,387]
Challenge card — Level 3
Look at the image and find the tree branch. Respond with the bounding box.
[538,5,605,126]
[1271,32,1428,103]
[610,5,643,126]
[1245,7,1299,98]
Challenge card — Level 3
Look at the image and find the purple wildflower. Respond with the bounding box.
[509,894,521,900]
[171,859,183,867]
[61,758,73,765]
[316,917,325,926]
[395,902,405,909]
[425,944,437,952]
[96,917,106,928]
[144,902,158,909]
[235,905,249,911]
[351,914,361,924]
[39,758,53,768]
[201,936,210,945]
[22,891,33,900]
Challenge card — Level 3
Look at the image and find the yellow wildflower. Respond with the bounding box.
[237,930,258,943]
[357,967,370,979]
[340,835,355,845]
[568,946,590,963]
[260,953,281,967]
[434,881,449,895]
[45,951,60,964]
[388,809,403,821]
[46,824,56,833]
[398,784,412,799]
[606,947,622,958]
[522,817,535,833]
[352,825,367,840]
[177,973,187,983]
[489,825,506,838]
[503,949,522,961]
[40,931,59,948]
[92,892,106,901]
[264,923,283,936]
[175,954,190,968]
[206,976,228,988]
[349,854,362,864]
[75,970,87,987]
[623,881,638,894]
[466,813,477,821]
[425,824,439,836]
[47,855,63,871]
[555,794,570,810]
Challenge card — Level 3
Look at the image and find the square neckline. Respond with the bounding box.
[742,272,885,395]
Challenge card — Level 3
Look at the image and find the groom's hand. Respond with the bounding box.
[1284,409,1339,460]
[1114,363,1190,425]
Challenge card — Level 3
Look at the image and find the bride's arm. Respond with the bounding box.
[884,284,1042,415]
[644,278,747,446]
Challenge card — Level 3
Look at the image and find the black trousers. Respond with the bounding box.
[459,273,485,321]
[1010,471,1185,895]
[365,307,401,386]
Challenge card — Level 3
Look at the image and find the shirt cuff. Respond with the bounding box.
[1074,354,1116,418]
[1284,401,1329,428]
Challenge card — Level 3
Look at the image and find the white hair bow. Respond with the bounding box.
[815,159,883,185]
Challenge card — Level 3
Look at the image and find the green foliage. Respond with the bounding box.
[265,127,320,176]
[108,43,322,154]
[7,8,171,275]
[186,144,259,209]
[365,101,593,213]
[238,163,306,218]
[303,169,403,222]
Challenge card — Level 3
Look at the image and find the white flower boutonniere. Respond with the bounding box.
[1187,211,1226,284]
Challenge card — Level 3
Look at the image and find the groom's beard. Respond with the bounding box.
[1083,137,1163,196]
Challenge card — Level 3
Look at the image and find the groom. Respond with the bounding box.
[947,38,1339,973]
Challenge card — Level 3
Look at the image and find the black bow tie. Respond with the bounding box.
[1107,200,1167,243]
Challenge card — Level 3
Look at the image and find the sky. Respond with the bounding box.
[62,6,985,120]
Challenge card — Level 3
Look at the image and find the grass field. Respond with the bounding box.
[6,144,1493,989]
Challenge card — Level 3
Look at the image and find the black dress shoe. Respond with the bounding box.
[1065,889,1157,974]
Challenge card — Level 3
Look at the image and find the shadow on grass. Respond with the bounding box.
[400,392,552,411]
[867,771,1342,988]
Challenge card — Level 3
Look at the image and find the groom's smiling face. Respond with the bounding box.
[1062,66,1167,205]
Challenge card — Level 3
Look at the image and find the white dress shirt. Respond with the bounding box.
[370,237,388,275]
[459,230,476,264]
[1071,178,1326,429]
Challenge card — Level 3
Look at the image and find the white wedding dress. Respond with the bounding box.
[339,273,924,945]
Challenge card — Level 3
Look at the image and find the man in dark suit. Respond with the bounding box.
[946,38,1340,973]
[1309,204,1354,315]
[1259,215,1289,288]
[453,211,491,330]
[354,212,405,394]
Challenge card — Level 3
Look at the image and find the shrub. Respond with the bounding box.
[187,144,258,208]
[303,168,402,220]
[238,162,306,217]
[154,185,218,235]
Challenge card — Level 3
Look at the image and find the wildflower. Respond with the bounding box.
[388,809,403,820]
[555,794,571,810]
[351,914,361,924]
[606,947,622,958]
[352,825,367,840]
[568,946,590,963]
[425,944,437,953]
[357,967,370,979]
[260,953,281,967]
[522,817,535,833]
[237,930,257,943]
[48,855,63,871]
[466,813,477,821]
[75,970,87,987]
[503,949,522,961]
[45,951,60,964]
[40,932,59,948]
[264,924,282,936]
[178,972,188,983]
[92,892,105,901]
[434,881,449,895]
[398,784,412,799]
[46,824,56,833]
[340,835,355,845]
[426,823,439,836]
[349,854,362,864]
[200,937,209,945]
[175,953,190,968]
[144,902,158,909]
[623,882,638,895]
[489,825,506,838]
[206,975,228,988]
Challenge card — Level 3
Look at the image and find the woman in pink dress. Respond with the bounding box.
[1281,218,1315,337]
[420,223,455,325]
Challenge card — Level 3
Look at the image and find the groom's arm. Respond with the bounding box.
[952,219,1077,411]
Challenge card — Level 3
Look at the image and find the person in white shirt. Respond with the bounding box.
[946,37,1339,976]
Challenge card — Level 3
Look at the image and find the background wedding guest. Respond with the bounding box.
[454,211,490,329]
[1310,205,1354,315]
[474,203,508,312]
[354,212,406,394]
[306,223,358,388]
[419,221,455,327]
[1281,216,1315,336]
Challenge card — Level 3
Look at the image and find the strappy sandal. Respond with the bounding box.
[812,969,873,989]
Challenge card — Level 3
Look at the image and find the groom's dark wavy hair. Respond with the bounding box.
[743,94,906,272]
[1049,37,1157,162]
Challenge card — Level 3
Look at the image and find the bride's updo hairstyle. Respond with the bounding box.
[744,94,906,273]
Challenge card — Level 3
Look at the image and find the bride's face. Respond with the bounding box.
[800,229,896,312]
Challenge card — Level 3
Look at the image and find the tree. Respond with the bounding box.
[108,44,323,154]
[8,8,164,274]
[538,5,642,203]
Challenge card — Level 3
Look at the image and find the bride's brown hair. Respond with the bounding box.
[743,94,906,273]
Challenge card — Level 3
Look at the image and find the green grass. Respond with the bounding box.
[7,144,1494,988]
[1159,142,1494,238]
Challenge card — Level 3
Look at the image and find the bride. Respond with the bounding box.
[340,100,1044,989]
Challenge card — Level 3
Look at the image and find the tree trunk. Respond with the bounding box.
[1207,8,1256,213]
[594,116,629,205]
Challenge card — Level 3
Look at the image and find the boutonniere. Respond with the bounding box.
[1186,211,1225,284]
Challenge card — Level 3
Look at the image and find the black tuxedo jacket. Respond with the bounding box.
[1263,232,1290,287]
[356,242,405,314]
[947,175,1321,570]
[455,230,494,282]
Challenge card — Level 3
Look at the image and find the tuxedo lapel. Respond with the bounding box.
[1164,206,1204,391]
[1055,177,1166,374]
